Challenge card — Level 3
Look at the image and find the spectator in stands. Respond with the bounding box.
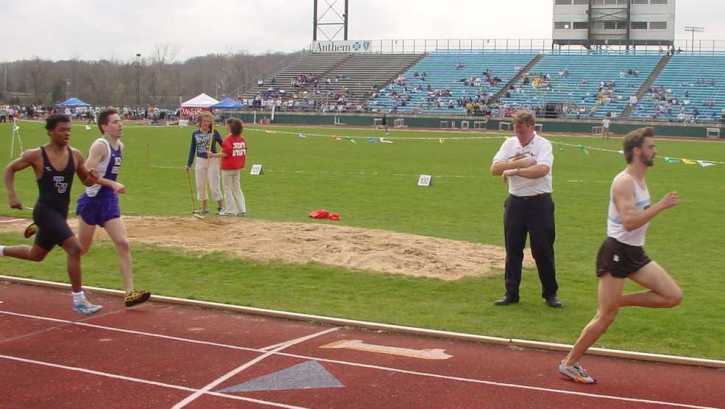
[490,110,561,308]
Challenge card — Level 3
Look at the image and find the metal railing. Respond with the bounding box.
[308,39,725,55]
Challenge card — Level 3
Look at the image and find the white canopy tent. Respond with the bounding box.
[180,93,219,108]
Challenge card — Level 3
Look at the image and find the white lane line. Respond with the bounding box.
[1,310,718,409]
[0,354,307,409]
[0,219,26,223]
[276,351,719,409]
[170,327,338,409]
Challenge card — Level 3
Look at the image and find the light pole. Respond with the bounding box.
[684,26,704,53]
[135,53,142,106]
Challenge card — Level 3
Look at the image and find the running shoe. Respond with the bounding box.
[559,360,596,384]
[23,223,38,239]
[124,289,151,307]
[73,299,103,316]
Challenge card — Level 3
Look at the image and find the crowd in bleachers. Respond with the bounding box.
[241,51,724,123]
[631,55,725,123]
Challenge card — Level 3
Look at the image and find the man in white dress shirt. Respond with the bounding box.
[491,110,561,308]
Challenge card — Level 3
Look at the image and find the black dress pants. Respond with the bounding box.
[503,193,558,299]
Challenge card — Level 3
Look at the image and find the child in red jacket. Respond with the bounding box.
[220,118,247,216]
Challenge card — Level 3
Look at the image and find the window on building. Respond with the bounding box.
[554,0,572,4]
[631,21,648,29]
[573,0,589,4]
[555,22,571,29]
[605,0,618,5]
[649,21,667,29]
[651,0,667,4]
[604,21,627,29]
[631,0,649,5]
[573,22,589,29]
[592,0,604,5]
[617,0,628,4]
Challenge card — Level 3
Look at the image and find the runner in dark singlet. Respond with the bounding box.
[2,114,103,315]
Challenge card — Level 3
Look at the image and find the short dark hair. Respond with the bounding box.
[97,109,118,133]
[45,114,70,131]
[623,127,655,163]
[226,118,243,136]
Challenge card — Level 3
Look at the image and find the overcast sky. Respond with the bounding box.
[4,0,724,62]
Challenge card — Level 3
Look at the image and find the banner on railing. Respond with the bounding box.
[311,40,372,53]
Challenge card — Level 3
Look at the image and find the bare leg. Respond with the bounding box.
[60,236,83,293]
[102,218,133,292]
[564,274,625,365]
[619,261,683,308]
[4,244,49,262]
[77,217,97,256]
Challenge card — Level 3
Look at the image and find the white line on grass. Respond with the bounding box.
[1,310,718,409]
[170,327,339,409]
[0,354,307,409]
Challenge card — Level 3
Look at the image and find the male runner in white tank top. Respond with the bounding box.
[558,127,682,384]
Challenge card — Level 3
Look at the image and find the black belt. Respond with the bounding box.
[509,193,551,200]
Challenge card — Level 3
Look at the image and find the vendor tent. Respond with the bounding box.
[211,97,243,110]
[181,93,219,108]
[57,97,90,107]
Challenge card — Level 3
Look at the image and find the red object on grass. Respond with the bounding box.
[309,209,340,221]
[309,209,330,219]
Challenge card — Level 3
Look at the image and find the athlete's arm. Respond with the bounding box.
[4,150,40,209]
[613,175,679,231]
[74,149,99,187]
[84,139,107,171]
[186,133,196,170]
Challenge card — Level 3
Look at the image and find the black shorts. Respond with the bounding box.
[33,204,73,251]
[596,237,652,278]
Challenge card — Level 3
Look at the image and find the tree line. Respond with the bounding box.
[1,49,300,108]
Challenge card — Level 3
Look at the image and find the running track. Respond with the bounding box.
[1,281,723,409]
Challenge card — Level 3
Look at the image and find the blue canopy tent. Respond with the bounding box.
[57,97,90,107]
[211,97,243,110]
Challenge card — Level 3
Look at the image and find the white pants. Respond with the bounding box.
[221,169,246,215]
[194,157,222,202]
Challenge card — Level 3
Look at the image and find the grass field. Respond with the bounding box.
[1,120,724,360]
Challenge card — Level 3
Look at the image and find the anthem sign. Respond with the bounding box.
[311,40,372,53]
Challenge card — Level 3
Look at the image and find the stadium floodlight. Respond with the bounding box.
[684,26,704,52]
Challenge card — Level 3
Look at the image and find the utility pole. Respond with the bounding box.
[135,53,142,106]
[684,26,704,53]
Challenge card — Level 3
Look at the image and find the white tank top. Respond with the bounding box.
[607,171,650,246]
[85,138,114,197]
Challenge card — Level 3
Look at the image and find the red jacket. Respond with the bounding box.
[221,134,246,170]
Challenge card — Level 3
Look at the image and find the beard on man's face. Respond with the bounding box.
[644,154,655,167]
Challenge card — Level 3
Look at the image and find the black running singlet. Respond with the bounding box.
[37,146,75,214]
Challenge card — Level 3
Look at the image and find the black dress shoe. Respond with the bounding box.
[545,296,563,308]
[494,296,519,306]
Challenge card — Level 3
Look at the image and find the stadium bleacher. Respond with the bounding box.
[630,55,725,123]
[245,49,724,123]
[246,52,422,110]
[498,53,662,119]
[369,52,537,114]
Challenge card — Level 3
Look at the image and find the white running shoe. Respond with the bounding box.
[559,360,596,384]
[73,299,103,316]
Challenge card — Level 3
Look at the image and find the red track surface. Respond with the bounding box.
[1,281,723,409]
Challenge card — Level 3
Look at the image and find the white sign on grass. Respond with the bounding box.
[250,164,263,175]
[417,174,432,187]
